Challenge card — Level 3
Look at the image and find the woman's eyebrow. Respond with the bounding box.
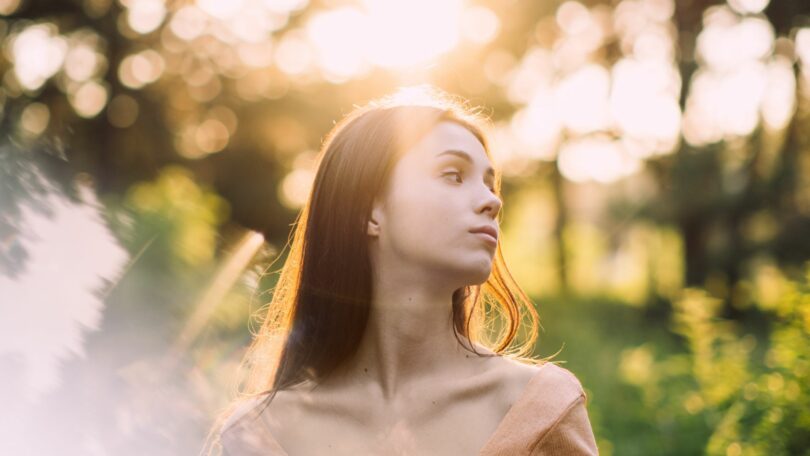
[435,149,494,178]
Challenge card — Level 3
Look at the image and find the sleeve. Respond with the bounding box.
[530,392,599,455]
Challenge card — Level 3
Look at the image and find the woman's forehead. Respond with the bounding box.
[406,121,488,163]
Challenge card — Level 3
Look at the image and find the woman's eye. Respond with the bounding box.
[442,171,496,192]
[442,171,463,183]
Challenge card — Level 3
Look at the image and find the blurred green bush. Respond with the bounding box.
[544,262,810,455]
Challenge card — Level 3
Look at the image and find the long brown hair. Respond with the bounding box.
[203,86,555,455]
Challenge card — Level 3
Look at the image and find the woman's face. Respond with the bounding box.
[367,120,502,287]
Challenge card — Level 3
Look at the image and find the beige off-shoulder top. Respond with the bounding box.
[219,362,599,455]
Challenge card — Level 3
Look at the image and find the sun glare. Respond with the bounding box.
[363,0,463,68]
[303,0,467,80]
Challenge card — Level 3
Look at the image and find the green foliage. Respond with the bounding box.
[618,266,810,455]
[533,294,697,456]
[116,165,230,272]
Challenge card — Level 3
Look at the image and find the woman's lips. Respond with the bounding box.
[469,225,498,245]
[472,231,497,245]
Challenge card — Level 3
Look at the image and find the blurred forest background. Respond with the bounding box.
[1,0,809,454]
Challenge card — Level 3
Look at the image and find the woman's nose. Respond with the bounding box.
[479,190,502,218]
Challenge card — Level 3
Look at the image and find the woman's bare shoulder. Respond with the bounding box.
[217,392,291,455]
[491,355,587,402]
[219,394,272,435]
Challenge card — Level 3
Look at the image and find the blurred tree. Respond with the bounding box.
[3,0,808,303]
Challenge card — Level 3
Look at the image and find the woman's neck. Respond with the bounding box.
[323,282,483,402]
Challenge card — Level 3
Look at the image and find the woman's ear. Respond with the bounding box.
[367,217,380,237]
[367,198,383,238]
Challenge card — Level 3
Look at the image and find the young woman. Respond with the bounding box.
[206,86,598,455]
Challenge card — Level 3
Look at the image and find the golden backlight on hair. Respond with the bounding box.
[203,85,554,455]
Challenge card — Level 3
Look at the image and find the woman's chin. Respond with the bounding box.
[464,265,494,285]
